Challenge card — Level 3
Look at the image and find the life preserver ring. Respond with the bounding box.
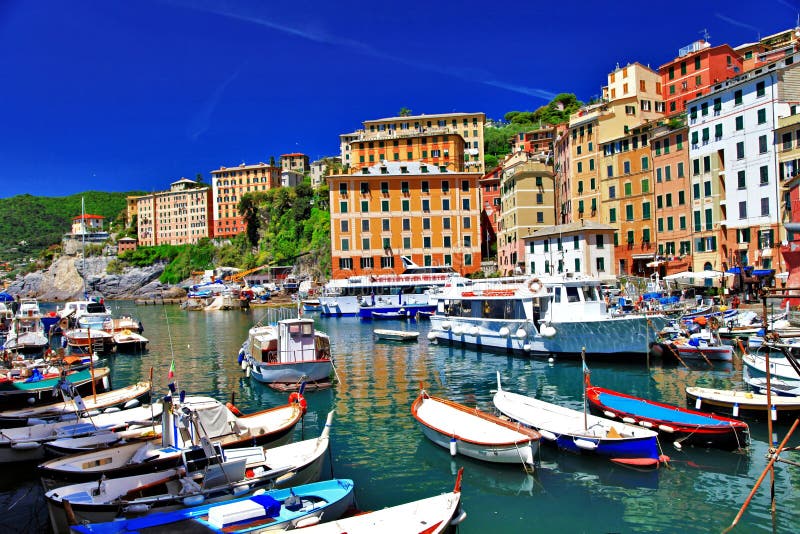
[225,402,243,417]
[288,392,308,414]
[58,317,69,330]
[708,316,720,330]
[527,278,542,293]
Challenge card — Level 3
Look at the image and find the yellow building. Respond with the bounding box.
[340,112,486,173]
[136,178,213,246]
[280,153,309,174]
[327,161,482,278]
[210,162,281,238]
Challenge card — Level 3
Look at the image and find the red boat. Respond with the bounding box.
[586,384,750,451]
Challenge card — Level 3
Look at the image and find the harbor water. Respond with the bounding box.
[2,301,799,533]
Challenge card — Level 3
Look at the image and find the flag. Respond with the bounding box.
[582,358,591,387]
[168,359,175,379]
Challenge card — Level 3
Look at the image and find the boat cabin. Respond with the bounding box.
[249,318,330,364]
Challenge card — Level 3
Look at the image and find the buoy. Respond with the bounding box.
[574,438,598,450]
[427,331,437,340]
[449,437,458,456]
[288,392,308,414]
[603,411,616,418]
[695,397,702,410]
[541,325,557,337]
[673,441,683,450]
[538,429,557,441]
[124,504,151,514]
[102,376,110,390]
[469,326,480,336]
[771,405,777,421]
[226,402,243,417]
[659,425,675,433]
[548,357,554,364]
[732,403,739,417]
[523,344,532,352]
[515,328,526,339]
[499,327,510,337]
[27,397,36,405]
[232,484,250,496]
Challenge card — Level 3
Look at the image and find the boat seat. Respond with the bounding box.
[63,491,93,504]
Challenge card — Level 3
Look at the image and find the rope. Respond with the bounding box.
[513,441,535,475]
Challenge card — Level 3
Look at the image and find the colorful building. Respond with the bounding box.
[136,178,213,246]
[117,236,137,254]
[210,162,281,238]
[340,112,486,173]
[71,214,105,235]
[523,220,616,279]
[737,27,800,73]
[280,153,309,174]
[511,126,555,155]
[479,165,501,269]
[327,161,482,279]
[658,40,742,116]
[346,132,466,173]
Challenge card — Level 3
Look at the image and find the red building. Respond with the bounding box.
[479,165,502,262]
[658,40,742,116]
[782,174,800,304]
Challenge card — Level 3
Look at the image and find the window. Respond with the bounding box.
[441,180,449,193]
[544,239,549,252]
[381,256,395,269]
[339,201,348,213]
[627,230,635,244]
[462,198,470,210]
[761,197,770,216]
[573,235,580,250]
[626,204,634,221]
[739,201,747,219]
[737,170,746,189]
[423,236,431,249]
[658,218,664,232]
[422,199,430,212]
[641,178,649,193]
[360,257,373,269]
[442,217,450,230]
[361,200,369,212]
[339,258,352,270]
[607,165,614,178]
[596,257,605,272]
[667,217,674,231]
[715,124,723,140]
[361,219,370,232]
[623,161,631,174]
[442,198,450,211]
[463,235,471,247]
[693,158,700,175]
[578,180,584,193]
[642,201,651,219]
[679,215,686,229]
[756,81,765,98]
[701,102,708,116]
[641,156,649,170]
[704,181,712,197]
[536,193,543,204]
[381,181,389,195]
[382,219,390,231]
[609,185,616,199]
[643,228,651,244]
[443,235,451,248]
[734,89,743,105]
[735,115,744,131]
[609,208,617,223]
[578,200,585,213]
[624,182,632,196]
[694,210,701,232]
[362,237,370,250]
[341,238,350,251]
[422,218,431,230]
[401,199,410,211]
[757,108,767,124]
[381,199,389,212]
[705,208,713,230]
[758,135,768,154]
[463,217,471,229]
[677,162,685,178]
[678,191,685,205]
[736,142,745,159]
[421,181,429,193]
[590,158,595,171]
[693,183,700,199]
[760,166,769,185]
[577,162,583,173]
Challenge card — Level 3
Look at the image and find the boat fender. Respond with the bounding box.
[104,407,120,414]
[449,437,458,456]
[538,429,557,441]
[639,421,653,428]
[27,418,47,426]
[527,278,542,293]
[296,516,322,528]
[521,444,535,466]
[515,328,527,339]
[226,402,243,417]
[252,489,266,496]
[499,327,510,337]
[469,327,480,336]
[288,392,308,415]
[732,403,739,417]
[27,397,36,405]
[85,410,100,417]
[11,441,40,450]
[450,508,468,526]
[237,350,245,365]
[245,366,251,378]
[183,495,205,507]
[124,399,140,409]
[574,438,599,450]
[124,503,151,514]
[452,325,463,335]
[523,344,532,352]
[673,441,682,450]
[622,416,636,424]
[658,425,675,433]
[440,322,451,331]
[232,484,250,496]
[102,376,110,391]
[540,325,557,338]
[771,405,777,422]
[694,397,702,410]
[427,332,437,341]
[603,411,616,419]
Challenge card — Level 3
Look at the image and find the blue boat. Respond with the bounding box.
[70,478,356,533]
[493,372,665,467]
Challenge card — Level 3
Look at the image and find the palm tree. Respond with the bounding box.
[399,107,412,117]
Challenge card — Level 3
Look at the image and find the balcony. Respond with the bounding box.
[351,126,452,143]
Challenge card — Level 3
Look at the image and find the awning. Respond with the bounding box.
[632,254,655,259]
[646,260,664,268]
[726,267,741,274]
[753,269,775,277]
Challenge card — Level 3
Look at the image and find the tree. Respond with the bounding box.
[399,107,412,117]
[195,173,205,185]
[269,156,276,166]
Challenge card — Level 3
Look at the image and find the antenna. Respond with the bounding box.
[699,28,711,42]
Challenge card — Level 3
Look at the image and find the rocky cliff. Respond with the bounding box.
[6,256,186,301]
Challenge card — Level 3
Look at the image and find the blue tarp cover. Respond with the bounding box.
[753,269,775,277]
[598,392,729,426]
[0,292,13,302]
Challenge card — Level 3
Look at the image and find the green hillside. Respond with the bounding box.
[0,191,142,264]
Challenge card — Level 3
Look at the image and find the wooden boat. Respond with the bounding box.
[370,310,408,320]
[296,468,466,534]
[412,387,539,466]
[586,384,749,450]
[686,386,800,423]
[112,330,149,352]
[302,299,322,312]
[492,372,663,466]
[743,373,800,397]
[101,315,143,335]
[742,351,800,381]
[0,367,111,409]
[39,394,305,484]
[240,317,332,386]
[45,411,334,533]
[69,478,356,533]
[63,327,115,355]
[374,329,419,342]
[0,380,151,427]
[0,403,161,464]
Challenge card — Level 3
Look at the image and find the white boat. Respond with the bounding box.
[0,403,161,464]
[428,274,668,357]
[297,468,466,534]
[373,329,419,342]
[205,293,238,311]
[743,351,800,381]
[39,394,304,483]
[4,299,49,354]
[0,302,14,340]
[240,317,332,386]
[686,386,800,422]
[667,332,734,362]
[45,411,334,533]
[411,388,539,466]
[112,330,149,352]
[318,258,471,317]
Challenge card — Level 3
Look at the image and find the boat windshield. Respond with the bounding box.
[582,285,600,301]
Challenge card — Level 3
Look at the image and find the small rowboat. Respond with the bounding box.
[493,372,664,466]
[69,478,356,533]
[370,311,408,320]
[295,468,466,534]
[412,387,539,466]
[686,386,800,423]
[586,384,749,450]
[374,329,419,342]
[0,367,111,409]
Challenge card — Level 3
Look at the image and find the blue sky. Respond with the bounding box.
[0,0,797,198]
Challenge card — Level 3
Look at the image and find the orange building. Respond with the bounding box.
[347,132,465,172]
[327,161,482,279]
[737,27,800,73]
[71,214,104,235]
[651,123,693,275]
[511,126,555,155]
[136,178,213,246]
[658,40,742,115]
[210,162,281,238]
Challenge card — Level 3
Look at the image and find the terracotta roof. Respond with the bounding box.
[72,214,104,220]
[281,153,306,158]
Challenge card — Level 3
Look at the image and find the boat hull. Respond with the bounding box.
[686,387,800,424]
[248,360,332,385]
[0,368,111,409]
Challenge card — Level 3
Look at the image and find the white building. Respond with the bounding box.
[687,51,799,271]
[523,220,616,280]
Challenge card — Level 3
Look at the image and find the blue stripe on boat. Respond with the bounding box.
[598,393,729,426]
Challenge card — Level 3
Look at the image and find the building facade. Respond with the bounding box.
[479,165,502,270]
[210,163,281,239]
[523,221,616,279]
[280,153,309,175]
[327,161,482,279]
[136,178,213,246]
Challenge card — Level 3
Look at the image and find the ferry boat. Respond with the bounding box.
[427,273,668,358]
[318,258,470,318]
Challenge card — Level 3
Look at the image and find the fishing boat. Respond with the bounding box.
[69,478,356,533]
[428,274,668,358]
[742,351,800,382]
[0,402,161,464]
[743,368,800,397]
[0,380,151,427]
[586,384,749,450]
[0,366,111,409]
[102,315,143,335]
[651,333,735,362]
[301,299,322,312]
[318,258,470,318]
[296,468,466,534]
[111,329,149,352]
[370,310,410,320]
[39,393,305,484]
[373,329,419,342]
[45,411,334,533]
[686,386,800,423]
[492,372,664,466]
[411,387,539,466]
[239,317,332,387]
[64,311,116,355]
[4,299,50,355]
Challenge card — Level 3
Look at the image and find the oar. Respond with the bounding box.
[665,343,689,369]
